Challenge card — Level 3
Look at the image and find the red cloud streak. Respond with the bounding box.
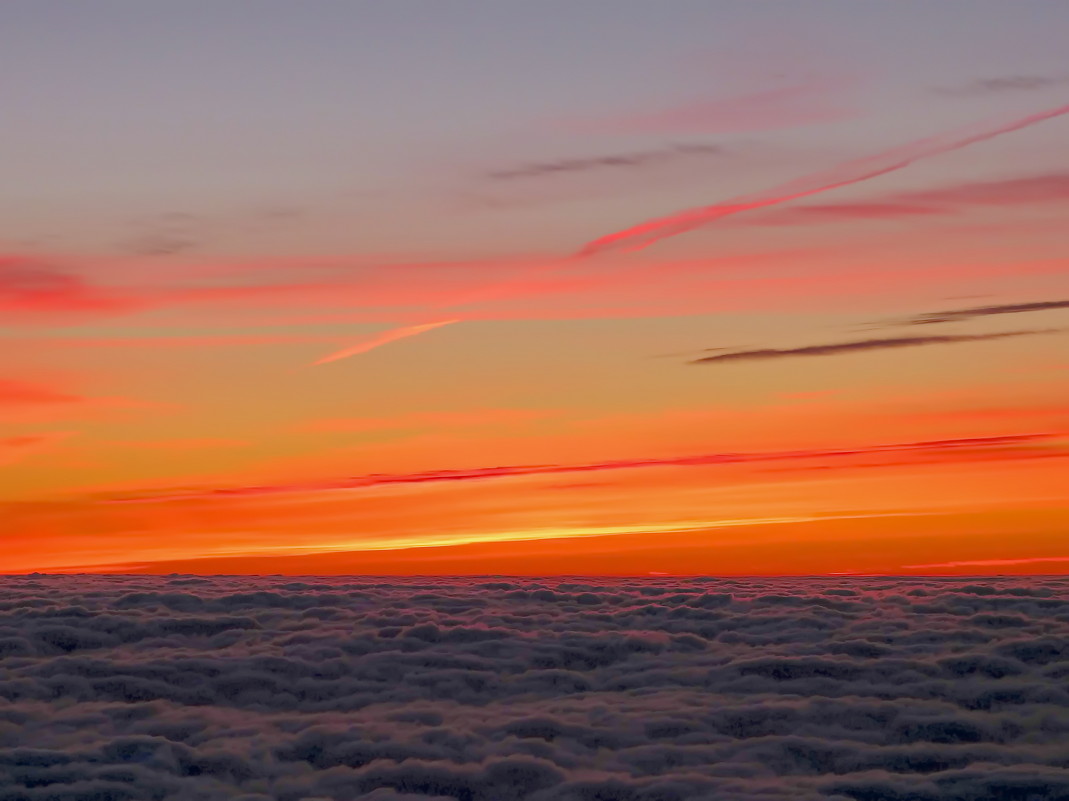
[0,379,82,406]
[0,432,75,466]
[578,102,1069,257]
[101,432,1062,505]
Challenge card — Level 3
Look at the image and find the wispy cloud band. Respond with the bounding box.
[901,299,1069,326]
[690,330,1052,364]
[101,432,1062,505]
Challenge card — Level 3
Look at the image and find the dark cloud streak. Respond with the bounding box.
[938,75,1067,95]
[488,143,724,181]
[691,330,1052,364]
[902,299,1069,325]
[89,431,1062,505]
[746,171,1069,226]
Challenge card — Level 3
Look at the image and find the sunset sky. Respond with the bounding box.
[3,1,1067,574]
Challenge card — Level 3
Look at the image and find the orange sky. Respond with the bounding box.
[3,10,1069,575]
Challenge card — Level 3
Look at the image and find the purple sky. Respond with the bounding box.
[4,0,1067,257]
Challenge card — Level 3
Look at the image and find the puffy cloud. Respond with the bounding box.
[0,576,1066,799]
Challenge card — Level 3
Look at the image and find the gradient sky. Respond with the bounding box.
[2,1,1068,574]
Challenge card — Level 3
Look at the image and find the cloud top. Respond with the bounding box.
[0,575,1066,800]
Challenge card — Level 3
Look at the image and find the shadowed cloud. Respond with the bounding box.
[754,172,1069,226]
[938,75,1067,95]
[0,574,1067,799]
[488,144,724,181]
[901,299,1069,325]
[691,330,1052,364]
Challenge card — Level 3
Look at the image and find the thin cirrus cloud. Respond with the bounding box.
[753,172,1069,226]
[311,319,459,365]
[3,255,417,324]
[570,81,853,135]
[100,432,1061,505]
[119,212,202,257]
[115,206,308,258]
[690,330,1053,365]
[3,253,570,327]
[899,298,1069,326]
[0,375,171,422]
[936,75,1067,95]
[0,378,83,406]
[2,252,1063,370]
[0,258,144,317]
[0,378,161,424]
[487,143,725,181]
[903,555,1069,568]
[0,432,74,466]
[577,101,1069,257]
[4,101,1064,372]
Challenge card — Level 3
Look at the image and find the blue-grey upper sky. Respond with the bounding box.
[3,0,1068,256]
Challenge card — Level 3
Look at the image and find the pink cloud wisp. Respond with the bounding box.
[312,320,459,365]
[578,102,1069,257]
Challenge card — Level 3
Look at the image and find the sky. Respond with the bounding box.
[2,0,1068,575]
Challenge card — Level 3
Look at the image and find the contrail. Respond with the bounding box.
[578,102,1069,257]
[312,319,458,365]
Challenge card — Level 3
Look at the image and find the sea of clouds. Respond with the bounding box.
[1,575,1067,800]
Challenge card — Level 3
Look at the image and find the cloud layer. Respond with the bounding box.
[0,575,1067,800]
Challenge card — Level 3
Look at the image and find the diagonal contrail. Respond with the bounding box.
[577,102,1069,257]
[312,319,458,365]
[317,101,1069,362]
